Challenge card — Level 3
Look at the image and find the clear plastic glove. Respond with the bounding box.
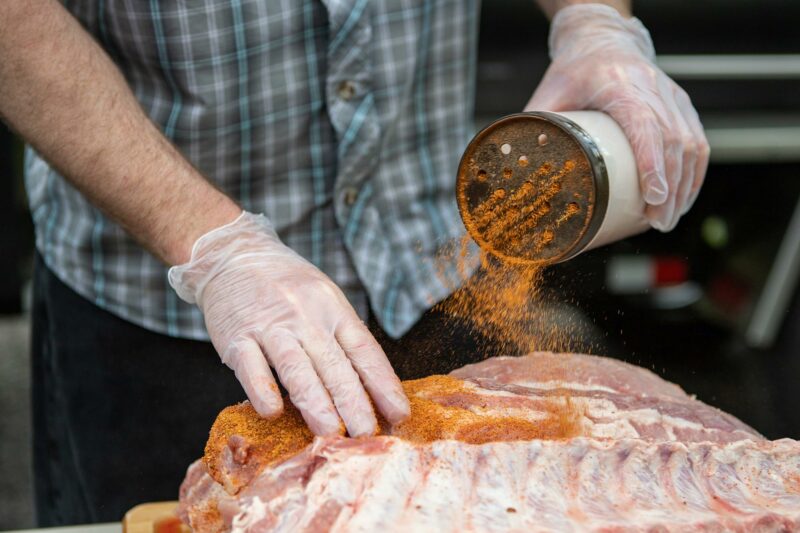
[168,211,410,437]
[525,4,710,231]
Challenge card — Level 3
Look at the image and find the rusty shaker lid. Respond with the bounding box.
[456,112,609,265]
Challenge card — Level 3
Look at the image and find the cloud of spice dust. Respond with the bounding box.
[399,233,596,440]
[434,234,596,358]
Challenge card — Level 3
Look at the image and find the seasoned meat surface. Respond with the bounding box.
[179,352,799,532]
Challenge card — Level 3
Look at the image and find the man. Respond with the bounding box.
[0,0,708,525]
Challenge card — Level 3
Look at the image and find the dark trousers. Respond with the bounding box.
[31,254,499,526]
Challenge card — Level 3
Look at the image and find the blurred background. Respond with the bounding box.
[1,0,799,529]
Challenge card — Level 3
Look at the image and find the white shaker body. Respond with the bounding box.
[556,111,649,251]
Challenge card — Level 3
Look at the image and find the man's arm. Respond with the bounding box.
[535,0,630,19]
[0,0,240,265]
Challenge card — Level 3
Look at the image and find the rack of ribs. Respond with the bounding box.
[178,352,800,532]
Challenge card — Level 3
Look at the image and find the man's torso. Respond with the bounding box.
[26,0,479,339]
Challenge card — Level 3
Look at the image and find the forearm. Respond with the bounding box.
[535,0,631,19]
[0,0,240,265]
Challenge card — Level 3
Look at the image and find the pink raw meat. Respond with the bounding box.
[179,352,800,532]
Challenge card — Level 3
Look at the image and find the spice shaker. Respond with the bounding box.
[456,111,648,265]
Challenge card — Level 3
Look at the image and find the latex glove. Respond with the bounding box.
[525,4,710,231]
[168,211,410,437]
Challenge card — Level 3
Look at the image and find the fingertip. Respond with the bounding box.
[642,173,669,206]
[383,392,411,425]
[335,318,410,426]
[251,391,284,420]
[646,207,674,233]
[370,374,410,426]
[224,338,285,419]
[650,220,670,233]
[307,413,346,437]
[346,411,379,438]
[295,391,344,436]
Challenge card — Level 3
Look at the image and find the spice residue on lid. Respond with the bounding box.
[456,113,599,266]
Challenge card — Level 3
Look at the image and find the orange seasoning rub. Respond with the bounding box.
[393,376,583,444]
[786,473,800,495]
[204,376,584,487]
[204,401,318,491]
[461,159,577,264]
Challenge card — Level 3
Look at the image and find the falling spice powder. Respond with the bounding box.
[429,158,596,430]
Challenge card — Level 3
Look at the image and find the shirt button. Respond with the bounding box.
[343,187,359,206]
[337,80,357,101]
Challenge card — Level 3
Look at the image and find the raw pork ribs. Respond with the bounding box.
[179,352,800,532]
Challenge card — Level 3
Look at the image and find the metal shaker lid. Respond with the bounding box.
[456,112,609,264]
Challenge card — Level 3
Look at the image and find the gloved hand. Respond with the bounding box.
[168,211,410,437]
[525,4,710,231]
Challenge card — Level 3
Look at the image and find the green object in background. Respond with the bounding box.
[702,215,729,249]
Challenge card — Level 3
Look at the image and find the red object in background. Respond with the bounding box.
[655,257,689,285]
[606,255,690,294]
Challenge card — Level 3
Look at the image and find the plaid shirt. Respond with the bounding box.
[25,0,479,339]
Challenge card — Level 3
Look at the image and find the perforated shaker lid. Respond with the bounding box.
[456,112,609,265]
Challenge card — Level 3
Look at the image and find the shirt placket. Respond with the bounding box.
[321,0,382,235]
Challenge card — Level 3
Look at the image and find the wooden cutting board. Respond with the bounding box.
[123,502,189,533]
